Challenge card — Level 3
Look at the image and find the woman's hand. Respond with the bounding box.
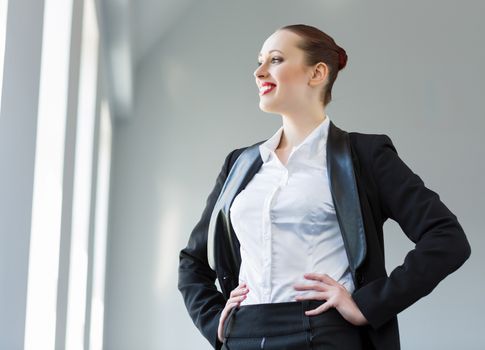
[217,282,250,343]
[293,272,368,326]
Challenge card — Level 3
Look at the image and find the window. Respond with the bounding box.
[88,98,112,350]
[65,0,99,348]
[24,0,74,349]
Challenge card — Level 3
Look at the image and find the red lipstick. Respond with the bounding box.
[260,82,276,95]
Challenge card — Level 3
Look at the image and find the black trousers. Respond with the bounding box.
[222,300,364,350]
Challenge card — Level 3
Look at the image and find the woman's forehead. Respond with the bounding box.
[259,31,300,57]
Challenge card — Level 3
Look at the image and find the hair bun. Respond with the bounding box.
[337,48,347,70]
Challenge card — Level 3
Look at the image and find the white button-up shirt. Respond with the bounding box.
[229,115,355,305]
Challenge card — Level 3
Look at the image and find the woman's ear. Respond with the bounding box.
[309,62,329,87]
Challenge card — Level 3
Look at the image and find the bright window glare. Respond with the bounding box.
[0,0,9,113]
[88,99,112,350]
[24,0,73,349]
[65,0,99,348]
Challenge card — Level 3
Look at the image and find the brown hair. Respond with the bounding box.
[277,24,348,107]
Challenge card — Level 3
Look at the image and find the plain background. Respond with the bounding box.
[103,1,485,349]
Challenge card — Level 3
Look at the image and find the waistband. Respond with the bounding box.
[224,300,356,339]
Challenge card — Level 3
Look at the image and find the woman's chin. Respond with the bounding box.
[259,100,279,113]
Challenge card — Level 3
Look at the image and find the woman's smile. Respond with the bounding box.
[259,83,277,96]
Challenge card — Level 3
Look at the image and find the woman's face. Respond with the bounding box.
[254,30,325,115]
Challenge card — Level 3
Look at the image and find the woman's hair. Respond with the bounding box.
[277,24,348,107]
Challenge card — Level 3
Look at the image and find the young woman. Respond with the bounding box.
[178,24,471,350]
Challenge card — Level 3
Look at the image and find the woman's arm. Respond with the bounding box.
[178,149,237,350]
[352,134,471,329]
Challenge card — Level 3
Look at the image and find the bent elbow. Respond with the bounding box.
[452,230,471,270]
[460,235,471,264]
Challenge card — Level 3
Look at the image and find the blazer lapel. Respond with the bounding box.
[207,144,263,271]
[207,121,367,284]
[326,121,367,281]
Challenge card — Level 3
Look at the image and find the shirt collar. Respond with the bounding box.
[259,114,330,163]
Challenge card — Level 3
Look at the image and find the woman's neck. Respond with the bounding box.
[277,112,327,150]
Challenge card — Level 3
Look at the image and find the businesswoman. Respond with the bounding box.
[178,24,471,350]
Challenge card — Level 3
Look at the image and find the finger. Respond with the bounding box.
[304,301,332,316]
[304,273,338,286]
[295,292,330,301]
[230,289,247,298]
[318,273,339,286]
[227,294,247,306]
[293,283,328,292]
[222,302,240,321]
[230,287,242,297]
[219,300,240,339]
[230,286,249,298]
[230,283,246,294]
[226,290,248,314]
[220,305,231,321]
[228,300,242,309]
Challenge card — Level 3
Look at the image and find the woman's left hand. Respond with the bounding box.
[293,272,369,326]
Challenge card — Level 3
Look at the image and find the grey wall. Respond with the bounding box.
[104,1,485,349]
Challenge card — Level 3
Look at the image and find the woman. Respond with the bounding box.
[178,24,471,350]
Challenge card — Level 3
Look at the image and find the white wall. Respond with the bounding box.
[104,1,485,349]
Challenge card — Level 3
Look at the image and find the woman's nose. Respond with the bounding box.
[253,64,268,79]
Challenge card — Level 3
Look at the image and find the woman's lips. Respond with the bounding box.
[260,84,276,96]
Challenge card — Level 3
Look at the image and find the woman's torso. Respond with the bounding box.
[229,116,355,305]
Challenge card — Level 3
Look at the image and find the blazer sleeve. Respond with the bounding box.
[352,134,471,329]
[178,149,237,350]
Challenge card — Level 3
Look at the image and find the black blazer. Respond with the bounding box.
[178,120,471,350]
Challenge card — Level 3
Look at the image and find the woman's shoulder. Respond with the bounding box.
[348,131,398,156]
[219,140,262,170]
[348,130,393,143]
[229,139,267,157]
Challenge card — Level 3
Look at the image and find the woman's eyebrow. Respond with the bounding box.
[258,49,284,57]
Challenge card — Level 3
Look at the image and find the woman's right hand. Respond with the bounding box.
[217,282,250,343]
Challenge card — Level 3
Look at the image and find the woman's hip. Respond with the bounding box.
[222,300,364,350]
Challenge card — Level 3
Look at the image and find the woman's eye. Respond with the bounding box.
[257,57,282,66]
